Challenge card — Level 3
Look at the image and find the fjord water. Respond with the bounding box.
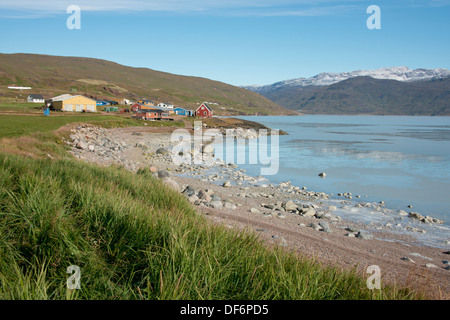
[236,115,450,225]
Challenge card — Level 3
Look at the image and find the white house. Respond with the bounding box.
[27,94,45,103]
[157,102,174,109]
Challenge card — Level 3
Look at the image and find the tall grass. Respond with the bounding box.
[0,153,419,300]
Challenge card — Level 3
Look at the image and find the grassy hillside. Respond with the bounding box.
[256,76,450,115]
[0,53,296,116]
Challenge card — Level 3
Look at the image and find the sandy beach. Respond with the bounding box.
[67,124,450,299]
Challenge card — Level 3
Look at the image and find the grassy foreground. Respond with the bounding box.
[0,153,418,300]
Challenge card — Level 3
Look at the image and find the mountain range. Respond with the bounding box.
[242,67,450,115]
[0,53,295,116]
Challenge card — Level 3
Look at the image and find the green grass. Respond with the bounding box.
[0,103,42,113]
[0,114,184,139]
[0,150,419,300]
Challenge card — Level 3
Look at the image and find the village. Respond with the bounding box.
[24,92,215,120]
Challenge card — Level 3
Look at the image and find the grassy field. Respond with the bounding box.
[0,102,43,113]
[0,114,184,139]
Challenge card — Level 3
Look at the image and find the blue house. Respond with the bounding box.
[173,107,186,115]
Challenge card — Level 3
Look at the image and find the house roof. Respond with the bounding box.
[198,103,212,112]
[50,94,73,101]
[52,95,96,103]
[28,94,44,99]
[136,108,163,114]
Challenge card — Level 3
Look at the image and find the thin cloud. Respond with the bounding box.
[0,0,448,17]
[0,0,365,13]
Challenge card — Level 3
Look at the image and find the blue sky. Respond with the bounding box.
[0,0,449,86]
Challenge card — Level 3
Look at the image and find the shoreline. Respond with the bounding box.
[67,124,450,299]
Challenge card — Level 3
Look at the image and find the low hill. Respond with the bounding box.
[0,53,295,116]
[252,76,450,115]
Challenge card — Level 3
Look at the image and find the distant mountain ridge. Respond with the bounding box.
[242,67,450,93]
[241,67,450,115]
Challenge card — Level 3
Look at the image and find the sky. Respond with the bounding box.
[0,0,449,86]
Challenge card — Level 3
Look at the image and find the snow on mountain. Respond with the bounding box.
[243,67,450,91]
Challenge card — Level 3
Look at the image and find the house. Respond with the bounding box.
[174,107,193,116]
[132,108,173,121]
[173,107,186,116]
[137,99,155,107]
[51,95,97,112]
[157,102,174,109]
[123,99,133,105]
[195,102,213,118]
[27,94,45,103]
[130,103,144,112]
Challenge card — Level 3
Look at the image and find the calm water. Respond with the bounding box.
[234,115,450,225]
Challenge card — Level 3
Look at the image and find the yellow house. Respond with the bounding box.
[51,95,97,112]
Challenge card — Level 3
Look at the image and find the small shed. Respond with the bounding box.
[104,106,119,112]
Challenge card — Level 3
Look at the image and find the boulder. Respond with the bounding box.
[250,207,261,214]
[282,200,298,211]
[301,208,316,217]
[158,170,170,179]
[76,141,88,150]
[222,181,231,188]
[149,167,158,173]
[208,201,223,209]
[308,223,322,231]
[156,147,169,155]
[162,178,180,192]
[198,189,212,202]
[320,213,341,222]
[356,231,373,240]
[318,221,332,233]
[224,201,237,210]
[188,195,199,204]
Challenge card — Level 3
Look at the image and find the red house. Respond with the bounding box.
[195,103,213,118]
[131,103,142,112]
